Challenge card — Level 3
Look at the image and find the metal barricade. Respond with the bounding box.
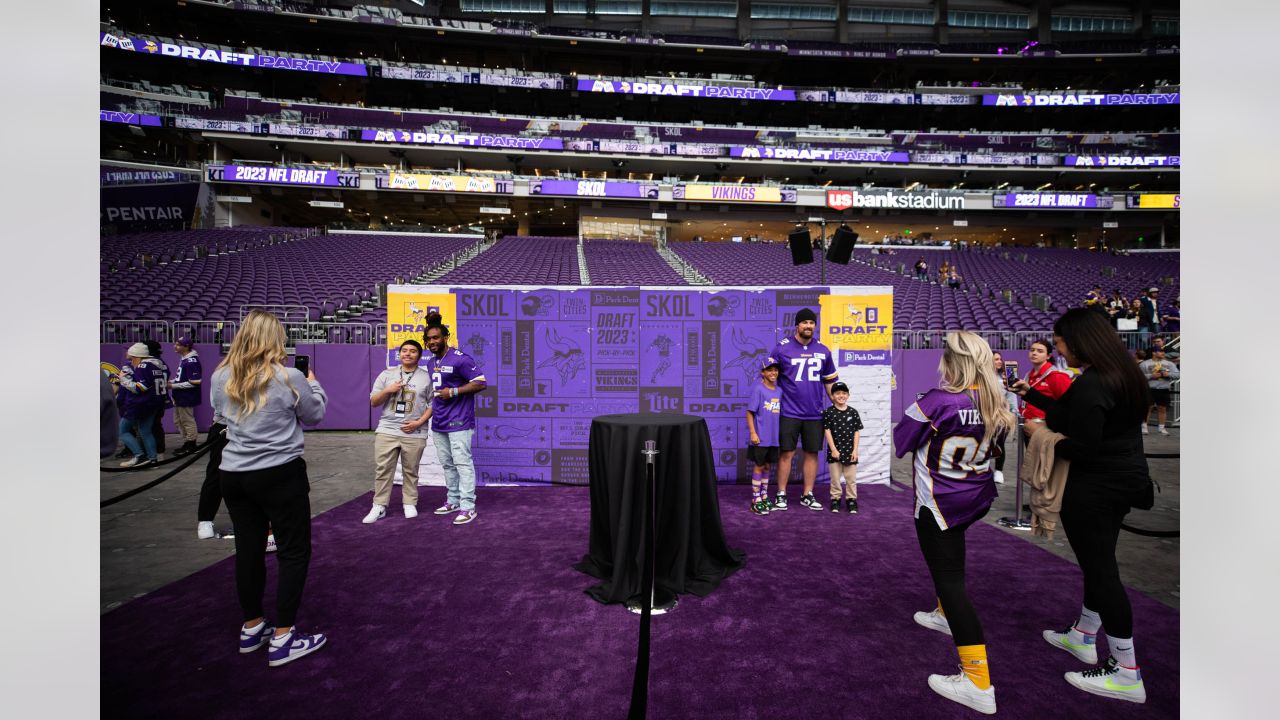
[279,321,377,346]
[239,304,310,323]
[100,319,172,345]
[171,320,237,345]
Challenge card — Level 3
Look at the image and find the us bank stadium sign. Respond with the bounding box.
[826,189,966,211]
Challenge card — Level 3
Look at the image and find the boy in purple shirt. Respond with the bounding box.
[423,315,488,525]
[768,308,838,510]
[745,359,783,515]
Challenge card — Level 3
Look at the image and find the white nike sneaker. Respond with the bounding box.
[403,504,418,519]
[362,504,387,524]
[914,608,953,636]
[197,521,216,540]
[928,669,996,715]
[1043,627,1098,664]
[1064,657,1146,704]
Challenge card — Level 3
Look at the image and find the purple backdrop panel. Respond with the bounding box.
[306,344,374,430]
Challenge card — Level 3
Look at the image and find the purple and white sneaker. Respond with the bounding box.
[453,509,477,525]
[267,629,328,667]
[239,621,276,654]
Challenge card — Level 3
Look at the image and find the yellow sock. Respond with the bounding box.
[936,598,945,617]
[957,645,991,690]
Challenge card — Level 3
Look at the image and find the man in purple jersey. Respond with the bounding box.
[423,317,488,526]
[768,308,838,511]
[170,336,203,457]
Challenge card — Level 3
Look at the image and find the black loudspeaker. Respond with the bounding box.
[826,226,858,264]
[788,229,814,265]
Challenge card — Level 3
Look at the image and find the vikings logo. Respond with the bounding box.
[706,295,741,318]
[845,304,863,322]
[536,328,586,385]
[143,40,159,53]
[520,293,556,317]
[723,327,767,386]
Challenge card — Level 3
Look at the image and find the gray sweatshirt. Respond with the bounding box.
[210,365,327,472]
[1138,358,1180,390]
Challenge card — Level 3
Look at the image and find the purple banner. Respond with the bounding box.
[530,180,660,199]
[175,117,256,133]
[983,92,1180,107]
[100,32,367,76]
[360,129,564,150]
[788,48,895,59]
[992,193,1114,209]
[576,79,796,102]
[208,165,360,188]
[268,123,344,139]
[1064,155,1180,167]
[100,111,162,127]
[730,147,910,163]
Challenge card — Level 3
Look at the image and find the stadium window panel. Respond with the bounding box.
[751,4,837,20]
[947,11,1029,29]
[1153,17,1179,36]
[459,0,544,11]
[652,1,738,17]
[596,0,643,14]
[553,0,588,11]
[1051,15,1134,33]
[846,6,932,25]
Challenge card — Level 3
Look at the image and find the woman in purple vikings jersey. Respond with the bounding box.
[1013,308,1153,704]
[116,343,164,467]
[894,331,1016,715]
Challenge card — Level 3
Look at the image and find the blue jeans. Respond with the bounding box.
[433,429,476,511]
[119,414,157,460]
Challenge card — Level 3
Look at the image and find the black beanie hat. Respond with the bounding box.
[795,307,817,324]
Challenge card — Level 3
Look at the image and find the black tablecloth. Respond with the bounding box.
[574,413,745,604]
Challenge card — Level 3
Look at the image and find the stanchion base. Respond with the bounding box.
[998,516,1032,531]
[626,590,678,615]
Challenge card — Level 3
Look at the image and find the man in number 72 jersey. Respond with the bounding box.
[767,308,838,511]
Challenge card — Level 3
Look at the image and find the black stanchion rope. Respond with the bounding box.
[100,439,214,508]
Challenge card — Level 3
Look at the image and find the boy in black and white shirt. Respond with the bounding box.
[822,382,864,514]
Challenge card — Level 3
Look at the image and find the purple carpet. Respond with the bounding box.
[102,485,1178,718]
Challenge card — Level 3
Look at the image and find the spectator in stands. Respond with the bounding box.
[1161,298,1180,334]
[362,340,434,524]
[1084,285,1105,313]
[1105,289,1128,328]
[1139,347,1179,435]
[143,339,171,460]
[1137,287,1161,345]
[116,343,162,467]
[769,308,838,511]
[1020,339,1072,439]
[1013,309,1154,705]
[897,331,1016,715]
[914,257,929,281]
[170,336,202,457]
[423,313,488,525]
[211,310,328,667]
[946,270,963,290]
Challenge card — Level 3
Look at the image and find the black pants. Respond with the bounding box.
[220,457,312,627]
[150,409,166,453]
[197,422,227,522]
[1058,482,1133,638]
[915,508,986,647]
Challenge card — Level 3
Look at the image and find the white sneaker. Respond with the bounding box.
[914,608,953,636]
[1140,424,1148,434]
[993,470,1005,485]
[362,504,387,524]
[453,509,477,525]
[927,669,996,715]
[434,502,460,515]
[1064,657,1146,704]
[265,534,277,553]
[1043,627,1098,664]
[403,504,418,519]
[197,521,216,540]
[1158,426,1169,435]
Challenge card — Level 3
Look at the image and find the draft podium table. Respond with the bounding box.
[574,413,744,605]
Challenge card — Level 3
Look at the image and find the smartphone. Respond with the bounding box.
[1004,361,1019,385]
[294,355,310,377]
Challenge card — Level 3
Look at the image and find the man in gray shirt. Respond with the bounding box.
[363,340,434,523]
[1139,346,1180,435]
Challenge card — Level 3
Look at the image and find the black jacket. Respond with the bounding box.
[1024,369,1153,507]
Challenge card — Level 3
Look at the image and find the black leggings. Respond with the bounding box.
[221,457,312,627]
[1058,482,1134,638]
[197,422,227,522]
[150,409,166,453]
[915,509,987,647]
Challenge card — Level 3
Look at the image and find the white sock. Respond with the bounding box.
[1158,424,1166,430]
[1075,606,1103,634]
[271,630,293,646]
[243,620,264,633]
[1107,635,1138,669]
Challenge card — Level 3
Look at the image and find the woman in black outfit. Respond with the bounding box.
[1013,308,1154,705]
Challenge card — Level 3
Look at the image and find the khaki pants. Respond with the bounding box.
[372,433,428,507]
[828,461,858,500]
[174,406,198,443]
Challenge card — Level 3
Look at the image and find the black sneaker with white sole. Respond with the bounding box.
[772,494,788,511]
[846,499,859,514]
[800,494,823,511]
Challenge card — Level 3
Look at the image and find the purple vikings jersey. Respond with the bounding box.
[747,382,783,447]
[119,361,165,420]
[172,352,203,407]
[893,389,1006,529]
[768,337,838,420]
[425,347,486,433]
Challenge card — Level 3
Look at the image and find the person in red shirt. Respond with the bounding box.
[1020,339,1072,436]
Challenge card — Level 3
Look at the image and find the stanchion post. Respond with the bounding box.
[998,421,1031,530]
[628,439,660,720]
